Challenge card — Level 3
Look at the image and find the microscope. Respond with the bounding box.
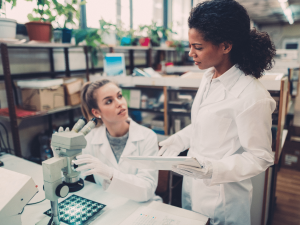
[37,117,97,225]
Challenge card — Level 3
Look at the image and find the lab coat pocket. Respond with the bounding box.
[196,110,232,149]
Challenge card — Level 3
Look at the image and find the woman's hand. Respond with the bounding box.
[158,134,185,157]
[172,161,213,179]
[73,154,114,180]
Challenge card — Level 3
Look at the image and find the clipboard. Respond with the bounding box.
[121,156,203,170]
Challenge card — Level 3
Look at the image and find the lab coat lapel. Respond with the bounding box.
[191,75,209,123]
[199,87,226,109]
[91,125,119,168]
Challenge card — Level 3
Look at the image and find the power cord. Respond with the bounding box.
[27,198,46,205]
[47,215,54,225]
[0,122,13,154]
[18,198,46,215]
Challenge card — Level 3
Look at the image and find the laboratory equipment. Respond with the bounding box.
[0,168,39,225]
[43,195,106,225]
[37,118,97,225]
[71,116,87,133]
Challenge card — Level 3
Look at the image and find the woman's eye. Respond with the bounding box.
[195,48,203,50]
[118,94,123,99]
[106,100,112,104]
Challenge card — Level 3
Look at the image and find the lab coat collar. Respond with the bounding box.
[90,118,145,145]
[206,65,254,98]
[90,119,145,168]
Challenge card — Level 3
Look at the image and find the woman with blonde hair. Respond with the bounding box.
[72,79,161,202]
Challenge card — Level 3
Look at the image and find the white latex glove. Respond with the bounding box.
[72,154,114,180]
[50,126,70,158]
[172,161,213,179]
[158,134,185,157]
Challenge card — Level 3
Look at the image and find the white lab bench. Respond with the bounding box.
[1,154,209,225]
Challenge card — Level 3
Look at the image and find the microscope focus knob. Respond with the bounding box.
[56,184,69,198]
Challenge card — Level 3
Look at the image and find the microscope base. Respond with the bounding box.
[63,178,84,192]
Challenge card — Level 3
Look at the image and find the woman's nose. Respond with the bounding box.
[189,49,196,58]
[115,98,122,107]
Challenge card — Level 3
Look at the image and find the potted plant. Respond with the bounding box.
[171,40,185,54]
[99,18,117,46]
[0,0,17,40]
[25,0,56,42]
[74,28,105,66]
[53,0,82,43]
[139,21,174,47]
[74,19,116,65]
[115,23,137,46]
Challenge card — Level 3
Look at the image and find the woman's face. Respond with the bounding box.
[188,28,228,70]
[92,83,128,124]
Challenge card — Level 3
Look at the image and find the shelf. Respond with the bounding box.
[152,47,190,52]
[168,111,191,116]
[0,105,81,122]
[104,46,150,50]
[4,43,83,49]
[167,88,198,93]
[128,108,164,114]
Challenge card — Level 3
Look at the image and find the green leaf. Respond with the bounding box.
[27,13,35,21]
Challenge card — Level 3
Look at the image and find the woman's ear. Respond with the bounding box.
[91,108,101,119]
[222,42,232,54]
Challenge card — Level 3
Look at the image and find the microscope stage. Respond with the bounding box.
[44,195,106,225]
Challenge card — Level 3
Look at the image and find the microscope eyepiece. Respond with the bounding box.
[71,116,87,133]
[79,118,97,136]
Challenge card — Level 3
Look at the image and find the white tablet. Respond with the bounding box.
[121,156,203,170]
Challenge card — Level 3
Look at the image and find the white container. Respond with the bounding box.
[17,79,64,89]
[0,18,17,39]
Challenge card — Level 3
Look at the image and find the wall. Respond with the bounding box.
[260,22,300,49]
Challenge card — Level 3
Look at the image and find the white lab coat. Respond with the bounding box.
[82,119,160,202]
[176,66,276,224]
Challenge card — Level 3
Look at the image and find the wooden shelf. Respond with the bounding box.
[168,111,190,116]
[0,105,81,123]
[128,108,164,114]
[5,43,82,49]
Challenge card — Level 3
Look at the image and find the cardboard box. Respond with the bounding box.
[63,78,83,106]
[281,141,300,171]
[21,85,65,111]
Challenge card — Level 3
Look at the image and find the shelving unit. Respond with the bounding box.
[0,43,192,158]
[0,43,90,157]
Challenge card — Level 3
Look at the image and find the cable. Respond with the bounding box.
[18,198,46,215]
[19,207,25,215]
[47,215,54,225]
[0,122,13,154]
[0,130,8,153]
[27,198,46,205]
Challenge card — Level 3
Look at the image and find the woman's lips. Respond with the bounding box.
[194,61,200,65]
[118,109,126,115]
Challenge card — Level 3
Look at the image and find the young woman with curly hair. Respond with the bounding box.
[159,0,276,224]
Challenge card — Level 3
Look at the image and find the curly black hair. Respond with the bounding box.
[188,0,276,79]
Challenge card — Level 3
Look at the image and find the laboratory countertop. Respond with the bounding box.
[1,154,209,225]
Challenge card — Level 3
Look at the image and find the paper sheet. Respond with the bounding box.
[120,206,202,225]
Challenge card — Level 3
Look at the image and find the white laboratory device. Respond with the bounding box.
[0,168,39,225]
[38,118,97,225]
